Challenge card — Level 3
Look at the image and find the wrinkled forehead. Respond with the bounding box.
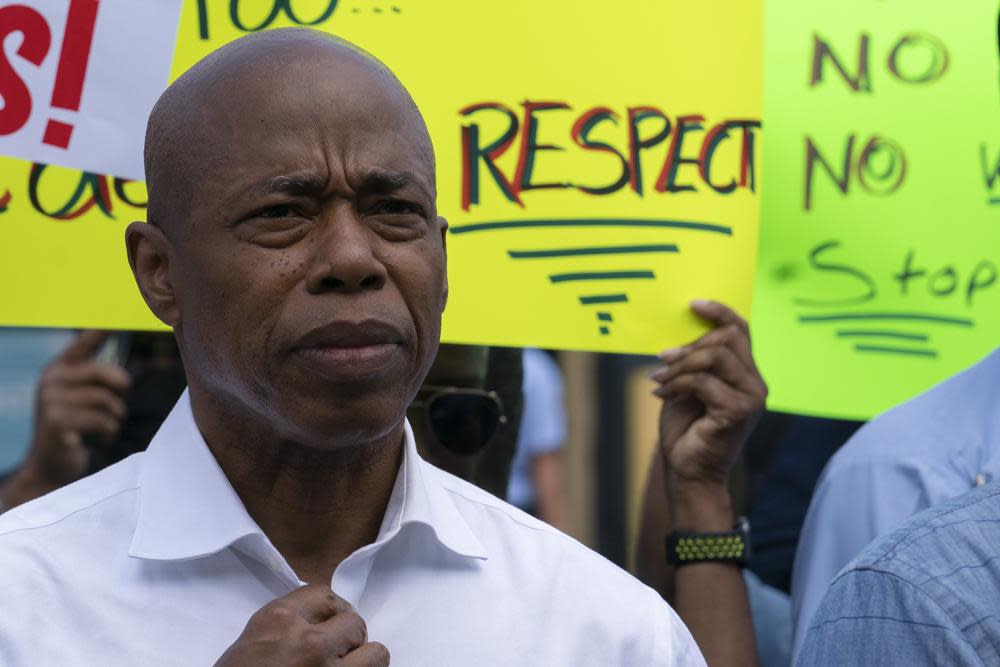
[145,34,435,226]
[211,51,433,173]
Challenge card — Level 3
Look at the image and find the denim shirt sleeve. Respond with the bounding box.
[791,458,933,657]
[795,567,984,667]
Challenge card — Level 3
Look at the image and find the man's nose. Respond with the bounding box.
[304,207,387,294]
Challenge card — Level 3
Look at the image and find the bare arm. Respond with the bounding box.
[636,300,766,667]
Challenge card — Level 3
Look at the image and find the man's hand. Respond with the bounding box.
[649,300,767,526]
[25,331,131,486]
[1,331,132,508]
[215,585,390,666]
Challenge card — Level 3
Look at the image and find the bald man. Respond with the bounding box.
[0,29,704,665]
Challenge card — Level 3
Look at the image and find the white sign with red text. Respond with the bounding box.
[0,0,180,180]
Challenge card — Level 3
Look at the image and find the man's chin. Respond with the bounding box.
[272,396,408,450]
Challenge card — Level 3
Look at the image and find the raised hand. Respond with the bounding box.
[649,301,767,521]
[22,331,131,490]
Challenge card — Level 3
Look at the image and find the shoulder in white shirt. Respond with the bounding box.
[0,392,704,666]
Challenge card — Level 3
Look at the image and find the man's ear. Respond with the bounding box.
[438,215,449,312]
[125,221,180,327]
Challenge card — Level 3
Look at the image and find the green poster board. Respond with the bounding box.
[754,0,1000,420]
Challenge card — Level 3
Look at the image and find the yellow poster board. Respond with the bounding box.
[0,158,157,329]
[753,0,1000,419]
[0,0,762,355]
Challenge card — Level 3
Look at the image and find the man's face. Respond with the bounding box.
[163,48,447,447]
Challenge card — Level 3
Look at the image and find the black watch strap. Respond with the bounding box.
[665,516,750,567]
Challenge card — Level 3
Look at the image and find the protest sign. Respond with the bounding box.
[0,156,157,329]
[753,0,1000,419]
[0,0,763,355]
[0,0,181,178]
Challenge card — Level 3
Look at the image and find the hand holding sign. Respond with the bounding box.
[651,301,766,496]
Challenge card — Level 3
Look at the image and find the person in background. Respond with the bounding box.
[506,348,566,528]
[637,300,768,667]
[797,478,1000,666]
[408,344,523,498]
[790,348,1000,659]
[0,330,184,512]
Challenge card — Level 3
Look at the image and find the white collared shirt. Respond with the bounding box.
[0,392,703,666]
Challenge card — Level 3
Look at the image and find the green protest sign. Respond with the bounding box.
[753,0,1000,420]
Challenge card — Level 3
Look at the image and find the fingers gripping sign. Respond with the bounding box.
[650,300,768,488]
[215,584,390,666]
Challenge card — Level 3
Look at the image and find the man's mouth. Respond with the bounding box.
[293,319,406,378]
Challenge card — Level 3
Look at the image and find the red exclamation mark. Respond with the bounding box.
[42,0,99,150]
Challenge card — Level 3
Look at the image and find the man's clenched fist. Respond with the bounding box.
[215,585,390,666]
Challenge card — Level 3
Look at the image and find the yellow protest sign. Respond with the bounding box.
[753,0,1000,419]
[0,157,158,330]
[0,0,762,355]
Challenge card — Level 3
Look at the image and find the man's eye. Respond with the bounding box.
[372,199,423,216]
[257,205,295,219]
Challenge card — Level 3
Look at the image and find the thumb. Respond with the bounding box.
[59,330,109,363]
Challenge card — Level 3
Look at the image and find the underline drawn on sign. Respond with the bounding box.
[508,245,679,259]
[548,270,656,283]
[450,217,729,336]
[798,310,975,358]
[449,218,733,235]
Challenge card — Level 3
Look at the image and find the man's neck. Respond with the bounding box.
[189,388,404,585]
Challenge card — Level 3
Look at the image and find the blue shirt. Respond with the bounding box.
[506,349,567,509]
[797,480,1000,666]
[792,347,1000,658]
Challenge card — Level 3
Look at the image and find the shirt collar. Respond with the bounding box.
[377,420,487,560]
[129,390,487,563]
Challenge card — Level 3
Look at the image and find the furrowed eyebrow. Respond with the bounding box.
[360,168,432,200]
[260,173,327,196]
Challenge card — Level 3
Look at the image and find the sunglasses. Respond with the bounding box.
[411,385,507,455]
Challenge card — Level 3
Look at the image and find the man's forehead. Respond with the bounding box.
[184,28,389,91]
[145,29,435,224]
[179,36,419,141]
